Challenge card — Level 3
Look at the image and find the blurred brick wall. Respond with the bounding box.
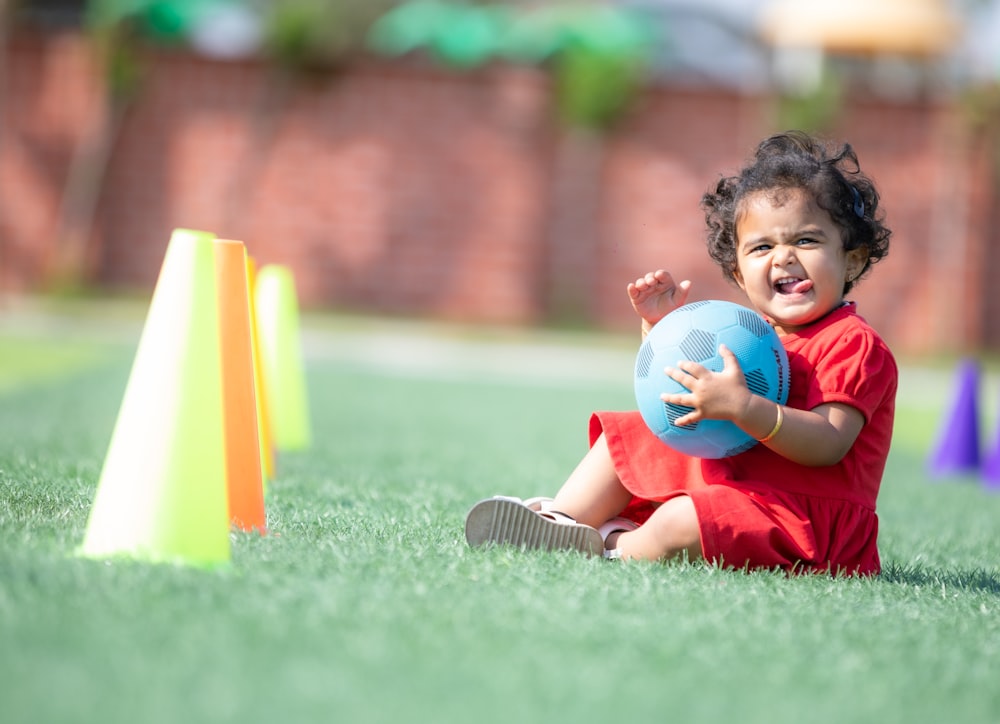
[2,30,996,355]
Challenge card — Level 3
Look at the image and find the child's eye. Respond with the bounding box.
[796,237,818,246]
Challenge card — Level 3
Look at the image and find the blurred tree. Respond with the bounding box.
[0,0,147,291]
[366,1,656,323]
[519,4,652,322]
[42,0,147,291]
[5,0,653,314]
[774,64,844,134]
[218,0,397,240]
[263,0,395,77]
[368,1,654,130]
[6,0,399,289]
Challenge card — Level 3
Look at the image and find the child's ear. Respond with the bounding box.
[732,267,746,290]
[845,247,868,282]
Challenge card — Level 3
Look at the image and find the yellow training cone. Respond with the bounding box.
[80,228,230,566]
[254,265,311,451]
[246,256,276,484]
[215,240,266,533]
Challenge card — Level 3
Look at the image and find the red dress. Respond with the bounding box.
[593,304,897,575]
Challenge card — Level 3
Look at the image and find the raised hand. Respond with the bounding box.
[627,270,691,331]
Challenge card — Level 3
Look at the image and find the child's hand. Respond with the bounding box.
[628,270,691,332]
[660,344,753,428]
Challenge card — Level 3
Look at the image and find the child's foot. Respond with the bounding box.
[598,517,639,560]
[464,497,603,557]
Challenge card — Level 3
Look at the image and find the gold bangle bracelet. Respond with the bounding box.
[758,404,783,443]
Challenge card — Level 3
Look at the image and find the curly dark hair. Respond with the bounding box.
[701,131,891,294]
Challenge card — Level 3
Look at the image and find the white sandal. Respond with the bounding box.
[464,497,603,557]
[522,496,555,512]
[597,516,639,541]
[598,517,639,560]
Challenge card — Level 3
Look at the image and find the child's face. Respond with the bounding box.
[732,187,866,336]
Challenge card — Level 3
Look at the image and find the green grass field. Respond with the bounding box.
[2,302,999,724]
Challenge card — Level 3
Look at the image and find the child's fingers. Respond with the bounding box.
[663,365,689,389]
[661,362,706,426]
[674,279,692,306]
[631,270,669,291]
[661,364,698,405]
[670,359,707,379]
[672,411,699,427]
[627,276,653,298]
[718,344,746,376]
[659,391,699,427]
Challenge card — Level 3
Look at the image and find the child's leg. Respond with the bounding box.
[610,495,702,562]
[550,432,634,529]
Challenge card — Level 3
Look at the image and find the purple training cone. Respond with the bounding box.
[981,392,1000,490]
[981,444,1000,490]
[927,358,981,478]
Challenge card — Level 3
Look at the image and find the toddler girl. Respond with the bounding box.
[465,130,895,575]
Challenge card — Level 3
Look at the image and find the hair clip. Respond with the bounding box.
[850,185,865,218]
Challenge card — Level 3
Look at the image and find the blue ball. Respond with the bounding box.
[634,300,790,459]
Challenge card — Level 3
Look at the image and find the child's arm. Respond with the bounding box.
[663,345,865,466]
[733,392,864,467]
[627,270,691,337]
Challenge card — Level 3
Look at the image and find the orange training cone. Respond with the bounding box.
[80,228,230,566]
[255,265,311,451]
[215,239,266,532]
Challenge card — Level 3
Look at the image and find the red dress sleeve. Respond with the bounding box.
[793,320,897,424]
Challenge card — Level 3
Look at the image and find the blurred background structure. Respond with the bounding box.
[2,0,1000,355]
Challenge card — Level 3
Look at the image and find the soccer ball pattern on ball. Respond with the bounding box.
[634,300,790,459]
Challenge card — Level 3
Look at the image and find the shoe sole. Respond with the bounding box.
[464,498,603,557]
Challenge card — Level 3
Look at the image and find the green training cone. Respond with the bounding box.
[79,228,230,566]
[254,265,311,451]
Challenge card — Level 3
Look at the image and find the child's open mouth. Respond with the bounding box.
[774,277,813,295]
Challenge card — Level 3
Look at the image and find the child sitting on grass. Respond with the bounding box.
[466,130,895,575]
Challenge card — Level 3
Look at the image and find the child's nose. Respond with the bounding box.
[772,245,796,266]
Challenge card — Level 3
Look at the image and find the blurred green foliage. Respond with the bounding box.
[368,1,655,130]
[775,67,845,135]
[44,0,655,127]
[86,0,205,41]
[553,44,645,130]
[83,0,212,99]
[83,1,393,72]
[262,0,395,74]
